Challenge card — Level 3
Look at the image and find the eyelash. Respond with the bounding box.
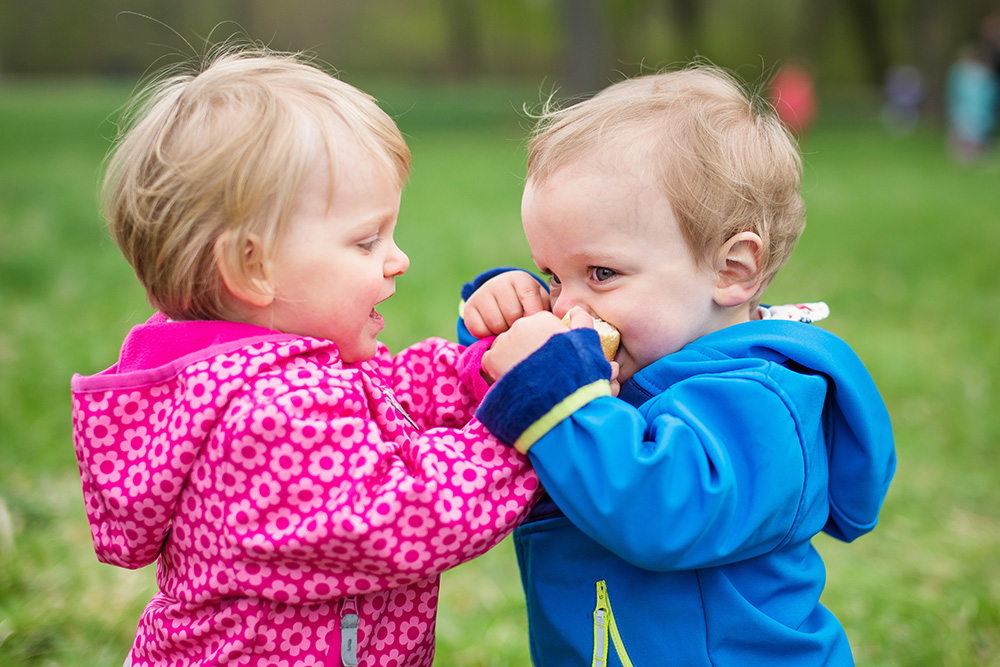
[544,267,617,288]
[358,237,382,252]
[592,267,616,282]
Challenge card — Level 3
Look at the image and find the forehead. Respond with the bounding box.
[308,105,407,190]
[523,160,663,231]
[522,163,684,267]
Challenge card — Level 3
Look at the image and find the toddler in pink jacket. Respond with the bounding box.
[71,47,540,667]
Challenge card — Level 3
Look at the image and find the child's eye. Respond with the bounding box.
[548,273,561,287]
[358,236,381,252]
[591,267,617,282]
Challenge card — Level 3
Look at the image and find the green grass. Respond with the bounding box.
[1,78,999,666]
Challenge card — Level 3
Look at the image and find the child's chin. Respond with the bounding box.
[339,340,378,364]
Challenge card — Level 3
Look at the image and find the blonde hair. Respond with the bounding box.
[526,64,805,299]
[103,46,411,321]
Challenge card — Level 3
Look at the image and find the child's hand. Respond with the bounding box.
[482,311,568,381]
[483,307,620,392]
[463,272,550,338]
[562,309,621,390]
[609,360,621,397]
[482,308,600,382]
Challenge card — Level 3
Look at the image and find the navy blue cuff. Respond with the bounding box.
[457,267,549,346]
[477,328,611,447]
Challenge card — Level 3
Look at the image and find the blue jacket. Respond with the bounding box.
[464,291,895,666]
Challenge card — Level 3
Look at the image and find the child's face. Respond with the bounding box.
[266,136,409,363]
[521,163,730,382]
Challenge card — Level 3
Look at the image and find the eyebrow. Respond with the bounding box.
[560,246,634,267]
[348,208,397,234]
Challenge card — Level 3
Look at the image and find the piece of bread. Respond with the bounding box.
[562,312,620,361]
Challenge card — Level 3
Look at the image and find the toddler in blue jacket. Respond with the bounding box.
[460,64,896,666]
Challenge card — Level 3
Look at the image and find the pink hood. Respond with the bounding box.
[72,314,297,568]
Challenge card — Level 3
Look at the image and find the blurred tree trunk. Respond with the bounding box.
[667,0,704,57]
[607,0,703,66]
[792,0,832,72]
[560,0,611,95]
[843,0,890,85]
[795,0,889,85]
[909,0,949,123]
[441,0,482,78]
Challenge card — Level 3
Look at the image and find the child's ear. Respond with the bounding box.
[713,231,764,308]
[214,232,275,308]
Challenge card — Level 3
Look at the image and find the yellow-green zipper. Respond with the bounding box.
[592,580,634,667]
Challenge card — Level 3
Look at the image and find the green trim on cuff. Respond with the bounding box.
[513,380,611,454]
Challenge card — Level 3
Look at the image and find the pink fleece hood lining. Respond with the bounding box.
[71,312,298,393]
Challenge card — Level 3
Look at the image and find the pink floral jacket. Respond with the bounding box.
[71,314,539,667]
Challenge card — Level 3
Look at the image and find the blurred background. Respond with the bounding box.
[1,0,998,109]
[2,1,999,665]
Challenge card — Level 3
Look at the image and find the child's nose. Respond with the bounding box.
[385,243,409,277]
[551,293,581,320]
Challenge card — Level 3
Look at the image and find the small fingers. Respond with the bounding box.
[516,279,550,316]
[463,293,512,336]
[482,311,564,381]
[478,301,514,335]
[566,306,596,329]
[493,285,529,329]
[464,272,551,337]
[608,362,621,397]
[496,278,550,328]
[462,308,493,338]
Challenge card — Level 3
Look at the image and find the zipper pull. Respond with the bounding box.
[592,580,635,667]
[385,389,420,430]
[593,581,608,667]
[340,596,359,666]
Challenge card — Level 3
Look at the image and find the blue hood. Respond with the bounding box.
[620,319,896,543]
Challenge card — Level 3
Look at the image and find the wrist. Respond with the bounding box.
[477,329,611,451]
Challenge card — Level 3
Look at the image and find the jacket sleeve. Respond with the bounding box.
[368,266,548,428]
[530,376,817,571]
[219,362,540,601]
[478,334,820,572]
[380,337,482,430]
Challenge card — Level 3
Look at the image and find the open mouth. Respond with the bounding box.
[371,292,393,323]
